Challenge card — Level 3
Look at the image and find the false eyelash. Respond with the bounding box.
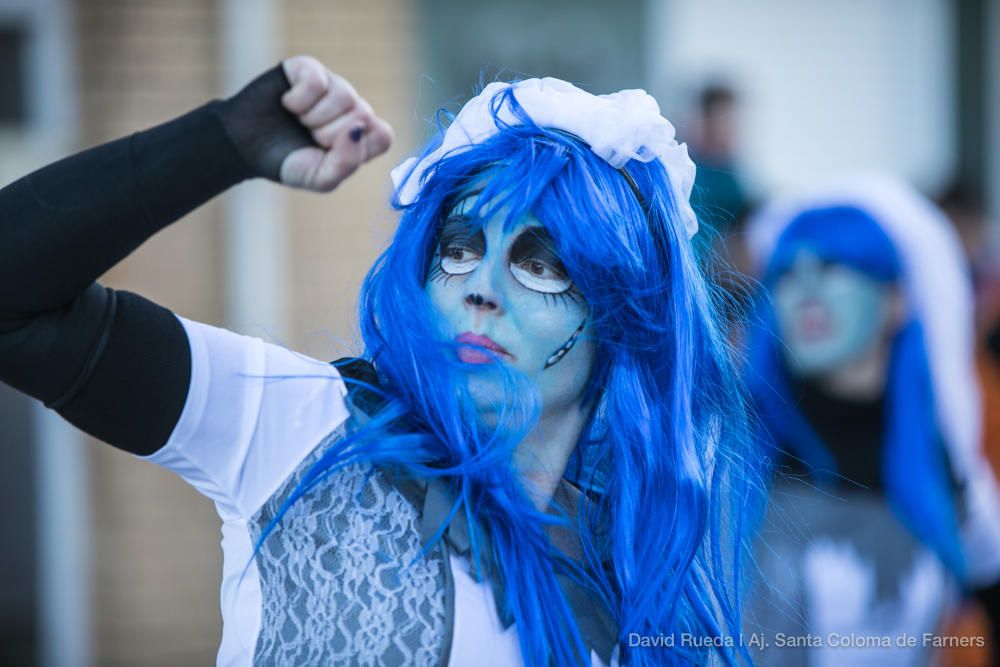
[427,262,456,286]
[542,289,583,308]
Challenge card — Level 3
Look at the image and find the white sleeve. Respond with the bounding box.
[139,315,351,521]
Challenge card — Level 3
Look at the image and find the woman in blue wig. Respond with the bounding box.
[743,175,1000,665]
[0,55,764,666]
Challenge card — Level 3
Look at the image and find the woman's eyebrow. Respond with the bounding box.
[512,225,554,244]
[438,215,479,237]
[437,217,486,253]
[446,188,484,218]
[510,226,562,262]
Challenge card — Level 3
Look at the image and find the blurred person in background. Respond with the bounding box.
[0,54,766,666]
[742,175,1000,666]
[939,183,1000,665]
[937,183,1000,482]
[688,83,755,326]
[689,83,749,234]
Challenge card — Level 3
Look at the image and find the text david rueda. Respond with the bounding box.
[628,632,986,650]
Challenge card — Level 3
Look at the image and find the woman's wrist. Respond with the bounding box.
[216,64,316,182]
[127,99,256,225]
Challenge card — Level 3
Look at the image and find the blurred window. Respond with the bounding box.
[0,24,27,125]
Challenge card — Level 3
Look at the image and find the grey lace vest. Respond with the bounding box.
[248,417,451,666]
[248,407,617,666]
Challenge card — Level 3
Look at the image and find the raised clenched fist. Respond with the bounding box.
[279,55,394,191]
[219,55,394,193]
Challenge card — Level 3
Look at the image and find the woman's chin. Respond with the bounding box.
[463,370,540,429]
[466,375,506,420]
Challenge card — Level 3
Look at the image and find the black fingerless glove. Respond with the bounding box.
[216,65,317,181]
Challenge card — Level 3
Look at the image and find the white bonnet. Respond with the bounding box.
[390,78,699,239]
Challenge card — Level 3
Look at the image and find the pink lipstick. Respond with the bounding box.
[455,332,513,364]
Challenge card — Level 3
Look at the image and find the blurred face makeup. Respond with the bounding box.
[774,250,896,376]
[424,189,594,415]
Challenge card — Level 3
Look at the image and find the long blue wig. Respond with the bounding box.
[746,206,965,578]
[260,85,766,666]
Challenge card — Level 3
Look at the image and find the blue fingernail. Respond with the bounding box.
[349,127,364,143]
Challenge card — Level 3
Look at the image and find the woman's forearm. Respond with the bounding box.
[0,100,254,454]
[0,101,252,329]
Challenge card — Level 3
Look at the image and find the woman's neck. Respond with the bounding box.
[815,334,891,400]
[513,400,591,511]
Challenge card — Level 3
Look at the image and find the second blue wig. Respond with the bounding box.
[747,205,965,579]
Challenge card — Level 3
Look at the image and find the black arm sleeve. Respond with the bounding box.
[0,64,311,456]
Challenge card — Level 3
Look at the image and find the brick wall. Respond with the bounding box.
[76,1,224,664]
[282,0,419,360]
[73,0,420,663]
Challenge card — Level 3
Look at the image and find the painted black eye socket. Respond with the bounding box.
[508,227,574,294]
[435,216,486,276]
[509,258,572,293]
[440,244,482,275]
[429,219,580,299]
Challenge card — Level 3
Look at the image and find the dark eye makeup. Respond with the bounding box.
[508,227,564,272]
[429,219,581,304]
[508,227,576,297]
[427,216,486,284]
[438,216,486,256]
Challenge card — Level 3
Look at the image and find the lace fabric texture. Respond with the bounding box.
[249,423,448,666]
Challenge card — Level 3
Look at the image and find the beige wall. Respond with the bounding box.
[75,0,419,663]
[282,0,418,359]
[78,1,226,664]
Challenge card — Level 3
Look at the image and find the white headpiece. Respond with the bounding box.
[390,78,700,239]
[747,173,1000,585]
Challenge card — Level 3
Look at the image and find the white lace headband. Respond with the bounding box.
[390,77,700,239]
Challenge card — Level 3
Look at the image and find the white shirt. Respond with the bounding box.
[140,316,616,666]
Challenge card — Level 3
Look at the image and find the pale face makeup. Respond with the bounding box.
[425,191,595,417]
[774,250,896,377]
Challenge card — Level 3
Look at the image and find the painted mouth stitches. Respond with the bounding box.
[455,332,513,361]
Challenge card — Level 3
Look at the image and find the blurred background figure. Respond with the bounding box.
[743,175,1000,666]
[939,183,1000,486]
[687,82,756,322]
[2,0,1000,665]
[689,82,749,235]
[941,182,1000,667]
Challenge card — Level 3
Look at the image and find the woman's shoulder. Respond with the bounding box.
[143,316,353,519]
[250,407,431,537]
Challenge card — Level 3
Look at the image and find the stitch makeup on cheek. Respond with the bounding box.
[544,318,587,369]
